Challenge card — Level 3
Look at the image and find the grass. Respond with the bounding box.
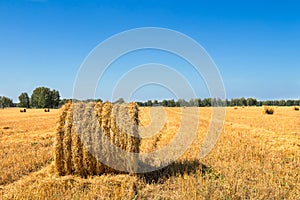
[0,107,299,199]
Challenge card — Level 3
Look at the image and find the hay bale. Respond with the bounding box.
[54,102,71,176]
[54,101,140,177]
[262,106,274,115]
[20,109,26,112]
[293,106,299,111]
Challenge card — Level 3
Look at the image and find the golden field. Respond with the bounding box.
[0,106,299,199]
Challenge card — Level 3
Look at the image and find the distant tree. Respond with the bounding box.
[137,102,145,106]
[230,98,239,106]
[168,99,176,107]
[256,101,263,106]
[194,98,202,107]
[162,100,168,107]
[189,99,195,107]
[51,90,60,108]
[31,87,51,108]
[30,87,60,108]
[177,99,189,107]
[246,98,257,106]
[0,96,13,108]
[239,97,247,106]
[18,92,30,108]
[286,100,294,106]
[278,100,286,106]
[263,100,272,106]
[202,98,212,107]
[215,98,225,107]
[146,100,153,107]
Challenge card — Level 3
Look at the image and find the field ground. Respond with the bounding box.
[0,106,299,199]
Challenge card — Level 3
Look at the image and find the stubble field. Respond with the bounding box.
[0,106,299,199]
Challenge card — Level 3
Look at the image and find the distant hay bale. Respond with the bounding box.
[262,106,274,115]
[20,109,26,113]
[44,108,50,112]
[293,106,299,111]
[234,106,238,110]
[54,101,140,177]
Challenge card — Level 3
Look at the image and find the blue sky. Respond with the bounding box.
[0,0,299,102]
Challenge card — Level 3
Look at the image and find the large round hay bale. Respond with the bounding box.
[262,106,274,115]
[54,101,140,177]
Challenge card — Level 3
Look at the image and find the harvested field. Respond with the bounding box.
[0,106,299,199]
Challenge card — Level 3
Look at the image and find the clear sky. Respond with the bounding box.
[0,0,299,102]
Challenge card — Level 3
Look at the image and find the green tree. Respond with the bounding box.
[18,92,30,108]
[30,87,60,108]
[177,99,189,107]
[146,100,153,107]
[246,98,257,106]
[51,90,60,108]
[202,98,211,107]
[239,97,247,106]
[193,98,201,107]
[0,96,13,108]
[162,100,168,107]
[189,99,196,107]
[168,99,176,107]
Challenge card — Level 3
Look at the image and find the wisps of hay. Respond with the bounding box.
[54,101,140,177]
[262,106,274,115]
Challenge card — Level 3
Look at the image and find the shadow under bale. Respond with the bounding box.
[138,160,220,184]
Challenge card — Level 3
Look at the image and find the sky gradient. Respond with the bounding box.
[0,0,299,102]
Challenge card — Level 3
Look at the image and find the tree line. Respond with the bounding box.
[1,91,300,108]
[0,87,60,108]
[136,98,300,107]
